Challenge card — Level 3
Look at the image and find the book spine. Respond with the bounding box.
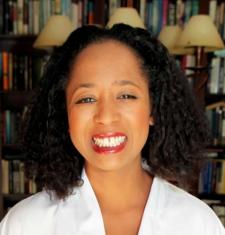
[0,0,3,33]
[162,0,168,27]
[8,0,14,34]
[8,53,13,90]
[55,0,61,14]
[221,107,225,145]
[13,0,18,35]
[17,0,24,34]
[209,57,220,94]
[146,1,153,32]
[0,52,2,90]
[184,0,192,23]
[209,0,217,23]
[191,0,199,15]
[23,0,29,34]
[109,0,118,17]
[71,0,78,28]
[176,0,184,25]
[33,0,40,34]
[2,51,9,91]
[87,0,94,24]
[2,160,9,194]
[167,1,176,25]
[152,0,159,35]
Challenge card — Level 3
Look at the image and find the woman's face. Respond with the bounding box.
[66,40,153,172]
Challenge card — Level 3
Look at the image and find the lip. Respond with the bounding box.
[92,132,127,154]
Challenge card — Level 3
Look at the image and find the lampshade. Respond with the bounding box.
[177,15,224,52]
[106,7,145,29]
[158,25,194,55]
[33,15,74,49]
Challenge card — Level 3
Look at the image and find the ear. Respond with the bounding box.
[149,115,154,126]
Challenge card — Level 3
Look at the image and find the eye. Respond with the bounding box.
[118,94,137,100]
[75,97,96,104]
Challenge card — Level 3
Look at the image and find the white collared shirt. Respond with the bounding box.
[0,169,224,235]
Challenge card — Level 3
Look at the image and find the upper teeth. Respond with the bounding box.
[93,136,126,147]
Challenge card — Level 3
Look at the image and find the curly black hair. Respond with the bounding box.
[21,24,210,198]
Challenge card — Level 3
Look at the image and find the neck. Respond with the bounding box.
[84,160,153,213]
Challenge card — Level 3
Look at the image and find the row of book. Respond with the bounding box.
[2,159,37,194]
[0,0,98,35]
[2,110,23,145]
[177,54,225,96]
[0,0,201,36]
[209,0,225,41]
[206,105,225,146]
[109,0,199,34]
[138,0,199,35]
[208,57,225,95]
[0,52,44,91]
[0,0,76,35]
[198,158,225,194]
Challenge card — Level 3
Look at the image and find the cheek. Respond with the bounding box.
[132,101,151,123]
[132,105,151,138]
[67,108,89,143]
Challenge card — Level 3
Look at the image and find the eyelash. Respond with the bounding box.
[75,97,96,104]
[118,94,137,100]
[75,94,137,104]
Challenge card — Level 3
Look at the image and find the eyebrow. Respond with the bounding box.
[73,80,141,93]
[113,80,141,88]
[71,83,95,94]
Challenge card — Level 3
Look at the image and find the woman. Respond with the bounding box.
[0,24,224,235]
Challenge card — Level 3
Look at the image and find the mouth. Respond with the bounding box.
[92,132,127,154]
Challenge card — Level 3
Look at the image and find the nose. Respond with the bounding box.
[94,98,120,125]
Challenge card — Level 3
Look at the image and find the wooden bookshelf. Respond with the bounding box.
[3,194,31,210]
[206,94,225,105]
[0,35,38,219]
[1,91,34,111]
[3,193,31,203]
[0,35,36,53]
[0,0,108,219]
[198,194,225,201]
[0,0,224,222]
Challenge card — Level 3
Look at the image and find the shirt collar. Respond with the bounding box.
[79,168,165,235]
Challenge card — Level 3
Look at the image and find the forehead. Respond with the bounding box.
[66,40,148,90]
[71,40,144,74]
[65,40,151,105]
[77,39,139,59]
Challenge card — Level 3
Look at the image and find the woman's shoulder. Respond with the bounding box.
[154,177,225,234]
[158,177,212,211]
[0,190,61,235]
[156,176,214,215]
[7,190,58,216]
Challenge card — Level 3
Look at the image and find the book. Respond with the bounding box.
[2,160,9,194]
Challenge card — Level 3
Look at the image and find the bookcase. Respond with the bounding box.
[0,34,45,219]
[0,0,225,223]
[0,0,107,220]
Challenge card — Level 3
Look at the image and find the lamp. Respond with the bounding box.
[33,15,74,49]
[158,25,194,55]
[177,15,224,67]
[177,15,225,106]
[106,7,145,29]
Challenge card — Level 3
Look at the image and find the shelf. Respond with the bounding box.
[2,144,23,156]
[0,35,37,53]
[3,193,31,204]
[205,94,225,105]
[207,145,225,153]
[0,34,37,40]
[0,90,33,111]
[198,194,225,201]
